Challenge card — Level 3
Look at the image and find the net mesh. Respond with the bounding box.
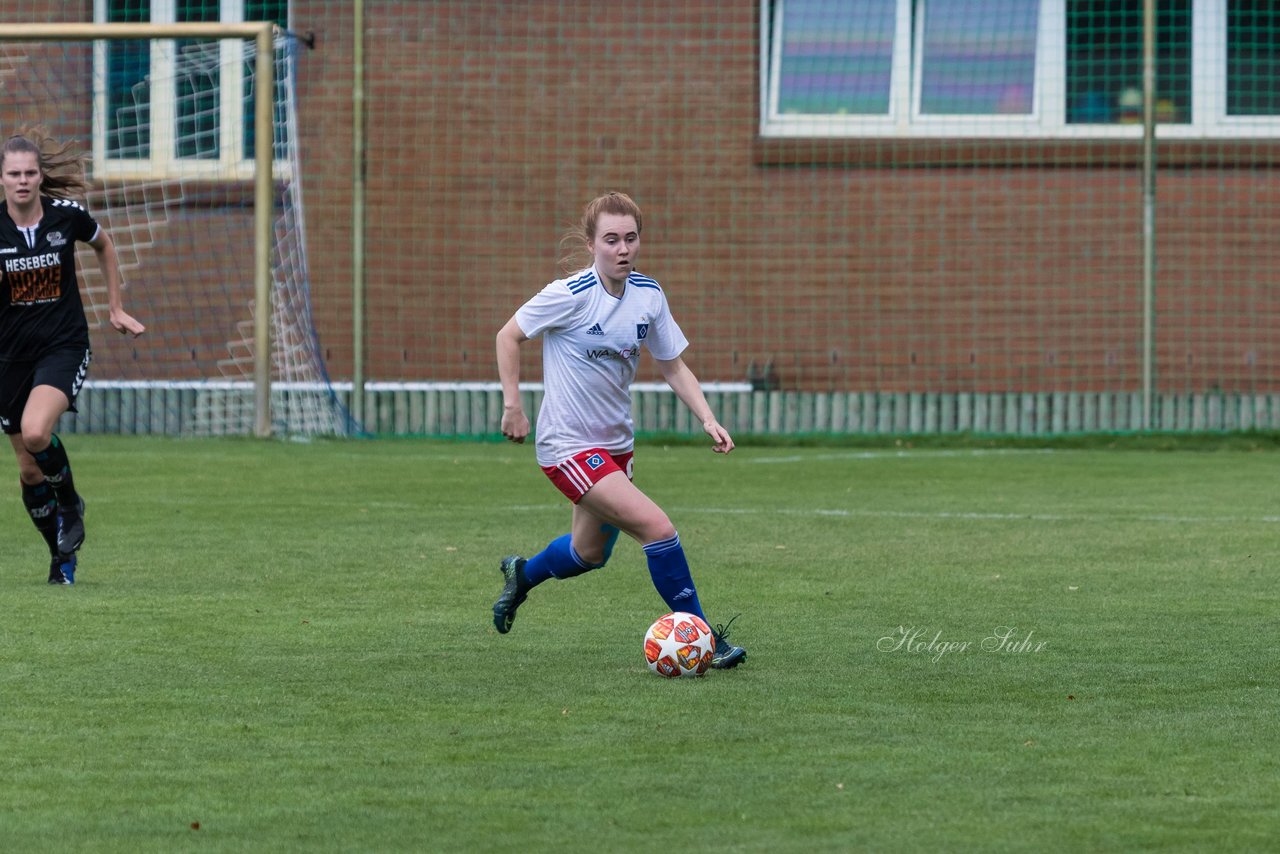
[1,15,348,435]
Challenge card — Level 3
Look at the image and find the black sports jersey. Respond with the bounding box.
[0,196,98,361]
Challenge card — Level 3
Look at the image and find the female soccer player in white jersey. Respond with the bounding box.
[1,128,145,584]
[492,191,745,669]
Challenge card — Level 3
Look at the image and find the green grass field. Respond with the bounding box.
[2,435,1279,851]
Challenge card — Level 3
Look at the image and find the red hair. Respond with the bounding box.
[558,191,643,273]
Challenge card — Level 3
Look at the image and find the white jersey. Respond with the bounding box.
[515,266,688,466]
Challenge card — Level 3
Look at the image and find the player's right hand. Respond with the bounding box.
[501,409,529,444]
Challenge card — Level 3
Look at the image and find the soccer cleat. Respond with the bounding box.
[56,496,85,556]
[48,553,76,585]
[711,615,747,669]
[493,555,529,634]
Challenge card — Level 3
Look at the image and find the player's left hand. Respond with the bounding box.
[110,308,146,337]
[703,419,734,455]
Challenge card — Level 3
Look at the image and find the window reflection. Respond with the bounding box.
[919,0,1039,115]
[777,0,896,115]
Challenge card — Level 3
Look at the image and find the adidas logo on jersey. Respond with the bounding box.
[586,323,604,335]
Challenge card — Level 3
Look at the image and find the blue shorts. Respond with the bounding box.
[0,347,92,434]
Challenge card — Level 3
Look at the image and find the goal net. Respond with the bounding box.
[0,26,350,436]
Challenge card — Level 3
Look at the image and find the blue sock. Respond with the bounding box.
[642,533,706,622]
[522,533,592,587]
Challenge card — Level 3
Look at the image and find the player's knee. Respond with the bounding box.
[641,515,676,545]
[19,428,52,457]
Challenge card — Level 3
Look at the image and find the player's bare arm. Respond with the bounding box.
[90,229,145,337]
[496,315,530,443]
[655,355,734,454]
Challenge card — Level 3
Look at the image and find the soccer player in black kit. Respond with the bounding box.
[0,128,145,584]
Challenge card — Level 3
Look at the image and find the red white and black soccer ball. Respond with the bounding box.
[643,611,714,678]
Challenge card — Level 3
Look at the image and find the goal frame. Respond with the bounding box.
[3,22,278,437]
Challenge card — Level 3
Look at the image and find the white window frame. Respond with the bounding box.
[761,0,1280,139]
[92,0,289,180]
